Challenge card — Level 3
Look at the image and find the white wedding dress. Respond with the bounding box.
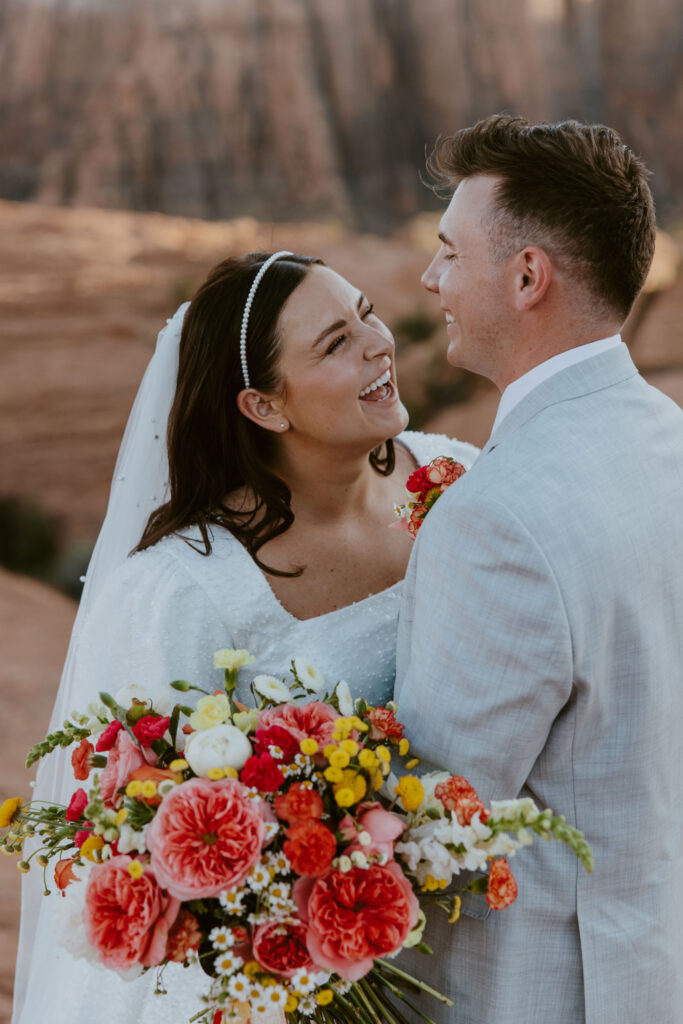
[12,429,478,1024]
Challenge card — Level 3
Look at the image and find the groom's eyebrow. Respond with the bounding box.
[312,293,366,347]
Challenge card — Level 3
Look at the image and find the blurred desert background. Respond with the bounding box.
[1,0,682,1018]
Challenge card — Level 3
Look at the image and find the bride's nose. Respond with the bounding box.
[362,323,394,362]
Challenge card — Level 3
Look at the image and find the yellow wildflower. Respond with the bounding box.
[285,994,299,1012]
[449,894,462,924]
[334,788,356,808]
[80,835,105,861]
[395,775,424,812]
[332,718,353,741]
[323,744,339,759]
[339,739,359,757]
[0,797,23,829]
[115,808,128,826]
[324,766,344,784]
[358,749,378,769]
[243,960,261,978]
[406,757,420,770]
[125,780,144,798]
[213,648,255,670]
[422,874,440,892]
[169,758,188,772]
[207,767,225,781]
[350,716,369,732]
[398,738,410,756]
[223,765,239,779]
[333,769,367,806]
[128,859,144,879]
[300,738,319,756]
[141,780,158,799]
[316,989,334,1006]
[375,745,391,763]
[328,749,351,769]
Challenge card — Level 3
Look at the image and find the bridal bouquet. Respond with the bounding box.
[2,653,592,1024]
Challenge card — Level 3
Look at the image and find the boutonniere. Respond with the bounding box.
[392,456,466,539]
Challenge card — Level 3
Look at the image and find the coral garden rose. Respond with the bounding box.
[294,862,419,980]
[257,701,339,748]
[83,855,180,970]
[99,731,149,808]
[274,782,323,824]
[252,918,316,978]
[284,819,336,877]
[145,777,266,900]
[71,738,95,781]
[435,776,489,827]
[486,857,518,910]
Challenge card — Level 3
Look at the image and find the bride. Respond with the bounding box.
[12,251,478,1023]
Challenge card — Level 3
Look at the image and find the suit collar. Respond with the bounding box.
[481,344,639,456]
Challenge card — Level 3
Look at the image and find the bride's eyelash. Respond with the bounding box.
[325,304,376,355]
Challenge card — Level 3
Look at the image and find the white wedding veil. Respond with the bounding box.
[11,301,189,1023]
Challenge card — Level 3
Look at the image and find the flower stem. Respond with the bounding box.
[374,960,454,1006]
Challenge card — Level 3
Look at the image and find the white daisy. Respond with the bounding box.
[209,926,235,950]
[247,863,271,892]
[265,850,291,874]
[264,987,288,1009]
[219,888,246,914]
[263,820,279,842]
[291,968,317,995]
[293,658,326,693]
[214,951,244,976]
[298,995,318,1016]
[253,675,292,702]
[226,974,250,1000]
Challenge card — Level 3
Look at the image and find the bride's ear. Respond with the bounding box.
[236,389,289,433]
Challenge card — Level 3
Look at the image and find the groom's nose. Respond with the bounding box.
[421,255,440,294]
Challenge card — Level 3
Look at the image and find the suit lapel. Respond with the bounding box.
[481,344,639,456]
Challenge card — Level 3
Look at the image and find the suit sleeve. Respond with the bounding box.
[396,487,573,803]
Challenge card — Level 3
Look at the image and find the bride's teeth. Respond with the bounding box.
[359,369,391,398]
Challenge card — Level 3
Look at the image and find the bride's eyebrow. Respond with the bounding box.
[311,293,366,348]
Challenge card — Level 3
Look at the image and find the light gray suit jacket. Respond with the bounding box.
[395,345,683,1024]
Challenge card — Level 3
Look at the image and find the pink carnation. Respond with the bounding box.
[294,862,419,981]
[83,855,180,970]
[65,788,89,822]
[145,777,266,900]
[96,720,123,752]
[99,731,148,809]
[258,701,339,748]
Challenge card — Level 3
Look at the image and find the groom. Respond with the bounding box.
[396,115,683,1023]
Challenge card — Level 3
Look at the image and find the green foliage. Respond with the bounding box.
[0,495,61,577]
[26,722,91,768]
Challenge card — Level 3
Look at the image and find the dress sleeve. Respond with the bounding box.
[74,544,234,704]
[398,429,480,470]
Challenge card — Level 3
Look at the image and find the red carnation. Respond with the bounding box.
[65,788,89,822]
[274,782,323,824]
[435,776,489,826]
[486,857,518,910]
[254,725,300,764]
[71,738,95,781]
[240,753,285,793]
[96,720,124,752]
[132,715,170,744]
[284,819,336,877]
[406,465,434,500]
[367,706,405,742]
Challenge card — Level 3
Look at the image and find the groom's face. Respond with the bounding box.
[422,175,511,384]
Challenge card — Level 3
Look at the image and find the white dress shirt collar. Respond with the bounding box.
[491,334,624,435]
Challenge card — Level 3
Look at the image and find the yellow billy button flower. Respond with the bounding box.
[316,989,334,1006]
[243,960,261,978]
[80,835,105,861]
[141,780,158,799]
[115,808,128,826]
[169,758,189,772]
[324,766,344,784]
[357,749,378,769]
[300,738,319,756]
[213,648,255,670]
[333,769,367,807]
[223,765,239,779]
[350,715,369,732]
[125,780,144,798]
[395,775,425,812]
[0,798,23,829]
[422,874,440,892]
[406,757,420,770]
[323,743,338,760]
[207,767,226,781]
[285,994,299,1013]
[332,718,353,741]
[328,749,351,769]
[340,739,359,757]
[375,745,391,763]
[398,738,410,756]
[128,859,144,880]
[369,767,384,791]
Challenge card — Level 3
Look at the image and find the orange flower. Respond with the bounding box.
[54,858,78,894]
[128,765,183,806]
[283,819,336,877]
[71,738,95,781]
[486,858,518,910]
[434,776,489,826]
[274,782,323,824]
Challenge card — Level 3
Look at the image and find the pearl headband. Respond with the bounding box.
[240,250,294,388]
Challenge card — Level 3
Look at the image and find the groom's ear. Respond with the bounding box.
[512,246,552,311]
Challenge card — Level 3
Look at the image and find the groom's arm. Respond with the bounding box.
[397,488,573,803]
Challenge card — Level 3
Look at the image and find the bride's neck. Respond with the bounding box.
[272,436,384,524]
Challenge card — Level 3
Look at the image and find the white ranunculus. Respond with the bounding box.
[114,682,172,716]
[116,823,147,855]
[335,680,354,716]
[184,724,252,776]
[293,658,326,693]
[253,675,292,703]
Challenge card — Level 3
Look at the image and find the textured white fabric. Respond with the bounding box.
[13,429,478,1024]
[491,333,623,433]
[396,346,683,1023]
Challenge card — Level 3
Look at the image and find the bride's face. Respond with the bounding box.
[273,266,409,449]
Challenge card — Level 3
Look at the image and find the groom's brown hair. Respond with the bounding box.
[427,114,656,320]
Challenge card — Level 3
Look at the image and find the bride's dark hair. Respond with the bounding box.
[136,252,395,576]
